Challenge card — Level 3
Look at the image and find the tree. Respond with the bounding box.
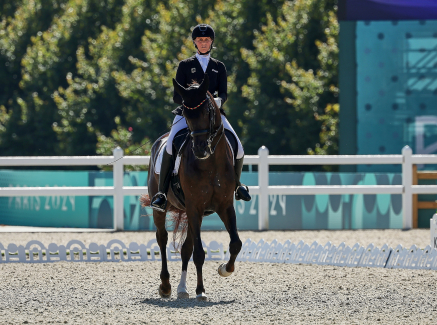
[240,0,339,168]
[205,0,286,145]
[52,0,156,156]
[96,117,152,171]
[0,0,67,155]
[0,0,340,170]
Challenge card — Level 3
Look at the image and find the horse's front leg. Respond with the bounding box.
[153,210,171,298]
[217,204,242,277]
[177,231,193,299]
[187,209,207,301]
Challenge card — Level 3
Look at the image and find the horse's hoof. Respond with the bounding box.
[177,291,189,299]
[158,285,171,298]
[177,286,189,299]
[196,292,208,301]
[218,263,232,277]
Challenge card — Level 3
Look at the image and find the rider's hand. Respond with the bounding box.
[214,97,222,108]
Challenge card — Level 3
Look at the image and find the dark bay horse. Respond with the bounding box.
[143,74,242,301]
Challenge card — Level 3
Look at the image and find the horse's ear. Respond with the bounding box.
[200,74,209,93]
[173,78,186,97]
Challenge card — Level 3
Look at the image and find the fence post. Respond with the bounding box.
[258,146,269,230]
[402,145,413,230]
[113,147,124,231]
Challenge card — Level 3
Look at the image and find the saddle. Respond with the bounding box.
[168,127,238,208]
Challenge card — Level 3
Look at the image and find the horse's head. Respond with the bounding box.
[173,74,223,160]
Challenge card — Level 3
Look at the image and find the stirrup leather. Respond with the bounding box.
[235,183,251,201]
[150,192,168,212]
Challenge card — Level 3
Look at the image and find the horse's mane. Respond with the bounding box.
[207,90,219,110]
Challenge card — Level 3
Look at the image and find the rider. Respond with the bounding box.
[150,24,251,212]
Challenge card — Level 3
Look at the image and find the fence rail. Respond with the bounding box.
[0,145,436,230]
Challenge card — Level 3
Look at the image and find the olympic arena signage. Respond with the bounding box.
[0,170,402,231]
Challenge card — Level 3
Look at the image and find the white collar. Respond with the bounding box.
[196,52,210,60]
[195,53,210,72]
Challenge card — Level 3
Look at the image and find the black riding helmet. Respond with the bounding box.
[192,24,215,54]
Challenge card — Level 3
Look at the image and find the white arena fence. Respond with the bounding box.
[1,145,437,230]
[1,237,437,271]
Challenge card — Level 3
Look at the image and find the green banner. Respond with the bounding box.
[0,170,88,227]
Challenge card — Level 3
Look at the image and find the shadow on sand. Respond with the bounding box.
[140,297,236,308]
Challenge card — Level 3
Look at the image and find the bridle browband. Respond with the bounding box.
[183,94,224,157]
[182,97,207,110]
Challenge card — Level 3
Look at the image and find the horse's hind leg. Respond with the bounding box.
[217,205,242,277]
[177,231,193,299]
[154,210,171,298]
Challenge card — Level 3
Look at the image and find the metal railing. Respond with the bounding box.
[1,145,437,230]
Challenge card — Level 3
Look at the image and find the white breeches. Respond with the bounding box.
[166,114,244,159]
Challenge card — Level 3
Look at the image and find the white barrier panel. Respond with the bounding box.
[358,243,391,268]
[2,239,437,271]
[431,214,437,249]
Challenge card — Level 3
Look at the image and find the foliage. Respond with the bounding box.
[0,0,339,171]
[241,0,339,169]
[96,117,152,171]
[308,103,339,157]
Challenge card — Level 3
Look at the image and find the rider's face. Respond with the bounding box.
[194,37,213,54]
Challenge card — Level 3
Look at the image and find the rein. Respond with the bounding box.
[184,95,224,156]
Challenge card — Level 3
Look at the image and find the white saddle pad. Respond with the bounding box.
[155,142,182,175]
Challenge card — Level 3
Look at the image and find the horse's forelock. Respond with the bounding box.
[187,81,200,90]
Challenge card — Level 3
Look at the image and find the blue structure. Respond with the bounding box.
[339,0,437,21]
[339,0,437,172]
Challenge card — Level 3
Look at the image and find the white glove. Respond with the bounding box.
[214,97,222,108]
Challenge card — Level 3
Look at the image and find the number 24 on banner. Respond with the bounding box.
[236,195,286,216]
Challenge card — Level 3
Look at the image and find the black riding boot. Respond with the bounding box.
[150,151,174,212]
[234,157,251,201]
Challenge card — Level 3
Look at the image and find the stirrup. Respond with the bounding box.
[235,184,251,201]
[150,192,168,212]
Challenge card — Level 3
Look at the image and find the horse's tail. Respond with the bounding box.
[140,194,188,251]
[167,206,188,252]
[140,194,152,211]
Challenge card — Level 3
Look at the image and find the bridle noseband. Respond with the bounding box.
[183,96,224,156]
